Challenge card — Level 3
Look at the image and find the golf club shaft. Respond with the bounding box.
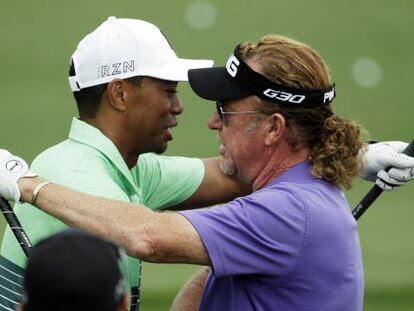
[353,139,414,220]
[0,197,32,257]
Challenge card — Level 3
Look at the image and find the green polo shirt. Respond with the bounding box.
[0,118,204,310]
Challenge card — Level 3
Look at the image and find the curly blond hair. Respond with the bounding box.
[238,35,364,189]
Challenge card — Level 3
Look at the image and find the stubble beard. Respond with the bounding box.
[218,118,259,180]
[219,156,237,176]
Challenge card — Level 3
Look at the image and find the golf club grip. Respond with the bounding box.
[0,197,32,257]
[353,139,414,220]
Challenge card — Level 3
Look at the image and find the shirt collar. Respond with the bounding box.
[68,118,137,192]
[265,160,316,189]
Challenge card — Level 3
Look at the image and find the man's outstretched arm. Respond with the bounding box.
[16,175,210,266]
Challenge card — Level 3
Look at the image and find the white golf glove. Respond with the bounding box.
[361,141,414,191]
[0,149,37,201]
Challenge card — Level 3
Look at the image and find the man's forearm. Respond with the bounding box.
[19,176,154,256]
[171,267,209,311]
[18,177,210,265]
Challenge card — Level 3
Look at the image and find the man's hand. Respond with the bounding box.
[0,149,37,201]
[361,141,414,191]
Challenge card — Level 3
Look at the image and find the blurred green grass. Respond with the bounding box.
[0,0,413,310]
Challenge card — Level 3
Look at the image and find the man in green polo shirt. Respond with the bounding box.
[0,17,247,311]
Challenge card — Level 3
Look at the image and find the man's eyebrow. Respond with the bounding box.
[164,85,178,92]
[166,81,178,87]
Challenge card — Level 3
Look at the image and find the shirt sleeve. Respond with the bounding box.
[132,153,205,210]
[180,186,307,279]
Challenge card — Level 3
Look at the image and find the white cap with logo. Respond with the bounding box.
[69,16,213,92]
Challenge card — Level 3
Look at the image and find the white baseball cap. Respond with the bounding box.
[68,16,213,92]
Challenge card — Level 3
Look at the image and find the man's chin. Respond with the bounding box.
[219,158,237,176]
[152,142,168,155]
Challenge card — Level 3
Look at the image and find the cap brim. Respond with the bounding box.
[188,67,252,102]
[148,58,214,82]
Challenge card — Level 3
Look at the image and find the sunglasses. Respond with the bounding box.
[215,102,261,125]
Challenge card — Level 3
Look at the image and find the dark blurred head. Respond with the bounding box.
[21,229,127,311]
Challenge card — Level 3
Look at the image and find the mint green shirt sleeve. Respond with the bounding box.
[132,154,205,210]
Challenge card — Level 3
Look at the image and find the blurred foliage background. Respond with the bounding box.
[0,0,413,310]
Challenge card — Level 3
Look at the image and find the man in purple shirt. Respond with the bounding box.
[0,34,413,311]
[174,35,364,310]
[179,161,363,310]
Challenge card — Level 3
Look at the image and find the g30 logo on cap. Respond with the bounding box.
[226,54,240,78]
[6,160,23,173]
[263,89,306,104]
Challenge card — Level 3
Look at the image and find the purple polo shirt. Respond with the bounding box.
[181,161,363,311]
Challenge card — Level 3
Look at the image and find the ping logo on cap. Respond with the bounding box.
[323,87,335,103]
[226,54,240,78]
[100,60,135,78]
[6,160,23,173]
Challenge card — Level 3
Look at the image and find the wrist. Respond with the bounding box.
[18,176,47,203]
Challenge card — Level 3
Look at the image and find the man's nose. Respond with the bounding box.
[207,112,223,130]
[172,97,184,115]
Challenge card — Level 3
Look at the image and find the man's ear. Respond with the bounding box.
[264,113,286,146]
[105,79,128,112]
